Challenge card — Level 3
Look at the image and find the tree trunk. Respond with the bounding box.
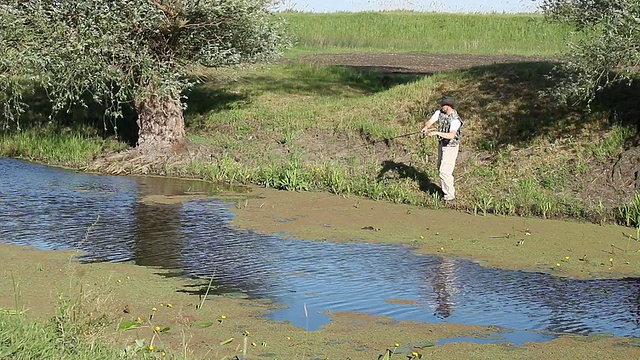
[135,90,186,153]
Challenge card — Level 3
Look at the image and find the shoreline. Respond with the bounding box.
[228,186,640,280]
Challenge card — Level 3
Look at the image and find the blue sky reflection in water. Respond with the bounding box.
[274,0,542,13]
[2,158,640,345]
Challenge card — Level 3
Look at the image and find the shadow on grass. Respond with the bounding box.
[2,87,139,146]
[457,61,640,148]
[377,160,442,196]
[182,63,425,124]
[183,83,249,131]
[184,85,248,115]
[591,79,640,139]
[250,63,425,96]
[459,61,571,148]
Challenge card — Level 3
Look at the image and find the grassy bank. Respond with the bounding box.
[1,11,639,227]
[281,11,571,56]
[0,128,127,168]
[182,60,639,226]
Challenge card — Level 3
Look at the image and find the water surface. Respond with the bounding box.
[2,157,640,345]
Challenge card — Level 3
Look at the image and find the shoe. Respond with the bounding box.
[444,198,455,205]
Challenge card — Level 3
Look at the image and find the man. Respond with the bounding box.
[421,95,462,204]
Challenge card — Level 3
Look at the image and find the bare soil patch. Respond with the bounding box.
[296,52,558,74]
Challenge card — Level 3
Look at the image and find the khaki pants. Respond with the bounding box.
[437,143,459,201]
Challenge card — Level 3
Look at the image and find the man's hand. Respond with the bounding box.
[422,117,436,134]
[427,131,439,137]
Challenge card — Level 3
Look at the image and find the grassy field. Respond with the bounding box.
[181,58,639,224]
[280,11,571,56]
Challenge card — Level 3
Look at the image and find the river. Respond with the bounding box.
[1,157,639,345]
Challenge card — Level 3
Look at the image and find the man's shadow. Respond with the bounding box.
[377,160,443,196]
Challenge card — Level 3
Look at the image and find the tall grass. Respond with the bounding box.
[0,314,128,360]
[281,11,571,56]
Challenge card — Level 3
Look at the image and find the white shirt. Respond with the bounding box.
[430,110,461,132]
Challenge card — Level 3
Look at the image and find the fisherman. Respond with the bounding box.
[421,95,462,204]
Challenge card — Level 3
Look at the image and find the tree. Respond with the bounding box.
[0,0,290,152]
[541,0,640,105]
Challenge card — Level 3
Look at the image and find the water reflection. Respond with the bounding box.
[2,157,640,344]
[431,257,457,319]
[132,201,184,269]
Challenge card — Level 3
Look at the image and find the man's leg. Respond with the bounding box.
[439,145,459,201]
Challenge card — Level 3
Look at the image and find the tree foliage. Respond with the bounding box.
[541,0,640,105]
[0,0,290,147]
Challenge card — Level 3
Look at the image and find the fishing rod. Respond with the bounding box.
[370,131,423,145]
[349,130,423,151]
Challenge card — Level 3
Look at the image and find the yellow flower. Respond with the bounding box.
[136,317,143,323]
[220,315,227,319]
[251,342,257,347]
[420,236,424,239]
[155,326,161,332]
[565,256,570,260]
[556,263,561,267]
[117,279,122,283]
[126,276,131,280]
[166,303,173,308]
[609,258,614,262]
[243,330,250,336]
[148,345,155,351]
[394,343,400,347]
[152,307,158,312]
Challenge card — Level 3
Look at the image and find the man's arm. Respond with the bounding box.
[421,110,440,133]
[428,118,461,139]
[427,129,457,139]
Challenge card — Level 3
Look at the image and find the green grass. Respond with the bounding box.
[0,314,135,360]
[4,58,637,225]
[0,127,127,167]
[281,11,572,56]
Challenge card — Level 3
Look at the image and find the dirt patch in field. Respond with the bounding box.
[296,52,558,75]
